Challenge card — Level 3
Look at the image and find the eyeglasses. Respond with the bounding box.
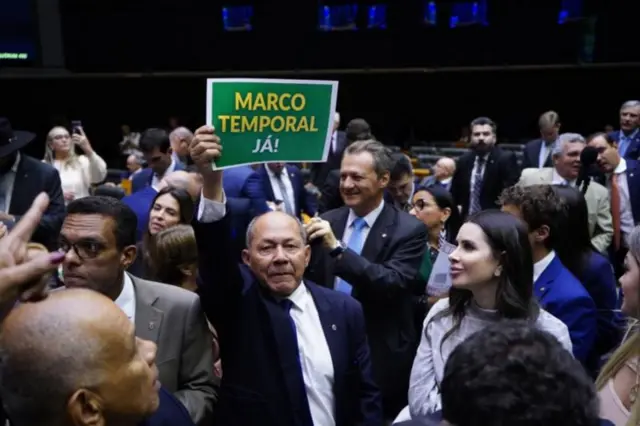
[59,239,104,261]
[412,199,429,211]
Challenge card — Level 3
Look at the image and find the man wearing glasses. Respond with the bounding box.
[57,196,216,426]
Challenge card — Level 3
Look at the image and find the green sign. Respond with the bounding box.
[206,78,338,169]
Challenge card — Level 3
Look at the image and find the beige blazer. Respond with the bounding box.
[131,275,216,426]
[518,168,613,253]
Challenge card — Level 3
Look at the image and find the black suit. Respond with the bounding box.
[305,203,428,417]
[521,139,554,169]
[310,130,347,188]
[451,146,520,219]
[8,154,65,249]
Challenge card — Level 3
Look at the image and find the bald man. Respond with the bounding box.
[0,289,160,426]
[419,157,455,191]
[170,127,194,165]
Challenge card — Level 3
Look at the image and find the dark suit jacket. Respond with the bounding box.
[142,387,196,426]
[257,164,317,218]
[319,169,395,214]
[8,154,65,250]
[223,165,269,217]
[305,203,428,416]
[450,147,520,219]
[521,139,554,169]
[311,130,347,188]
[535,256,597,365]
[122,186,158,241]
[193,211,383,426]
[609,130,640,160]
[132,162,187,194]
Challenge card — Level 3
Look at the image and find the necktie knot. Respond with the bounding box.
[352,217,367,232]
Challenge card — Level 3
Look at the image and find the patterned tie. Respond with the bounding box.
[335,217,368,294]
[469,156,485,215]
[274,172,295,216]
[611,173,622,251]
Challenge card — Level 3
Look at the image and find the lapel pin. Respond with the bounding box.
[331,324,337,331]
[540,287,545,292]
[149,322,155,330]
[382,233,387,238]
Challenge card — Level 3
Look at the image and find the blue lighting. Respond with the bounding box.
[222,6,253,32]
[367,5,387,29]
[558,0,583,24]
[424,1,437,25]
[449,1,488,28]
[318,4,359,31]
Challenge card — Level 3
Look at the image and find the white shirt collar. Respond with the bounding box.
[10,152,20,173]
[114,273,136,323]
[551,168,575,186]
[614,157,627,175]
[439,177,452,185]
[346,199,385,229]
[286,282,311,312]
[533,250,556,283]
[266,165,286,179]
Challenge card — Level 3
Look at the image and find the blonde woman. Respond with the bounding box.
[43,126,107,202]
[597,225,640,425]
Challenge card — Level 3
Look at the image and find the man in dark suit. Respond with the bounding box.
[132,128,186,193]
[0,117,65,250]
[588,132,640,276]
[304,139,428,419]
[608,100,640,160]
[258,162,317,219]
[521,110,561,169]
[189,125,383,426]
[451,117,520,219]
[310,112,347,189]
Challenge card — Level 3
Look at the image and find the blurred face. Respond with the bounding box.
[620,251,640,317]
[540,124,559,144]
[340,152,389,212]
[449,222,501,288]
[242,213,310,296]
[410,190,448,230]
[49,127,72,154]
[60,214,136,298]
[71,311,159,425]
[142,147,172,176]
[267,162,285,175]
[588,135,620,174]
[148,193,181,235]
[388,172,413,206]
[433,160,450,180]
[620,106,640,132]
[126,155,140,173]
[553,142,584,181]
[470,124,496,154]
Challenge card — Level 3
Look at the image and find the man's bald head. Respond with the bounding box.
[434,157,456,179]
[160,170,202,200]
[169,127,194,157]
[0,289,158,426]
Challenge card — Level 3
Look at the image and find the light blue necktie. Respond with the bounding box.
[335,217,368,294]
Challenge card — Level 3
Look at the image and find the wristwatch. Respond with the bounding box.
[329,241,347,258]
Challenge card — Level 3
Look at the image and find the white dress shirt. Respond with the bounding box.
[266,166,297,214]
[610,158,635,245]
[533,250,556,283]
[196,194,336,425]
[114,273,137,323]
[551,169,576,187]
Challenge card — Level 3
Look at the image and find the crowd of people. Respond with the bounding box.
[0,99,638,426]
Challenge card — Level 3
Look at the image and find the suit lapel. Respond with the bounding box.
[534,256,561,302]
[361,204,394,261]
[330,208,350,242]
[8,156,28,214]
[306,283,346,378]
[480,148,500,194]
[258,166,276,201]
[131,275,164,343]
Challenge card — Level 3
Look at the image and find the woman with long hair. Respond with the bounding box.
[597,225,640,426]
[407,210,571,420]
[553,185,623,376]
[128,186,194,278]
[43,125,107,203]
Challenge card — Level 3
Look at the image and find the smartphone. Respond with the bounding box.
[71,120,82,135]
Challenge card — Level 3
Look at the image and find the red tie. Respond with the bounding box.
[611,174,622,251]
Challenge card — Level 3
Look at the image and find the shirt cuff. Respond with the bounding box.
[197,190,227,223]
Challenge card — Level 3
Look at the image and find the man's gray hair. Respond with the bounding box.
[169,126,194,141]
[344,139,393,177]
[552,132,585,157]
[245,212,308,248]
[621,100,640,111]
[128,151,145,165]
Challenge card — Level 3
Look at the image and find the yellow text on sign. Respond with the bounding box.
[235,92,306,111]
[217,115,318,133]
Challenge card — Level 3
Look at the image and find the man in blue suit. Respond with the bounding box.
[132,128,186,194]
[258,162,317,219]
[608,100,640,160]
[190,126,383,426]
[589,132,640,277]
[501,184,597,365]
